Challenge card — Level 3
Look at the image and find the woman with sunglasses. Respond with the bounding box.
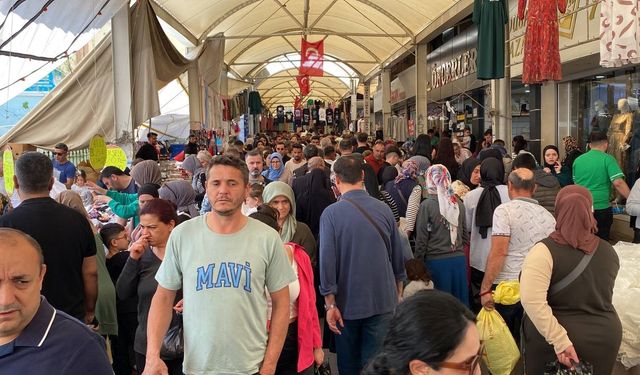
[364,290,481,375]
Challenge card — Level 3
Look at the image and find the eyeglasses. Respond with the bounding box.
[439,343,484,375]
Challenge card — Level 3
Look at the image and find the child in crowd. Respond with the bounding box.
[402,259,434,299]
[71,169,94,207]
[242,183,264,216]
[99,223,137,375]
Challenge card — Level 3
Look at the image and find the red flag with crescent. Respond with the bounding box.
[296,75,310,97]
[300,38,324,77]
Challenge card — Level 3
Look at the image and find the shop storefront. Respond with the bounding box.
[427,22,490,146]
[508,0,639,241]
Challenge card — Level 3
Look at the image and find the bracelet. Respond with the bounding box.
[479,290,493,297]
[324,303,337,311]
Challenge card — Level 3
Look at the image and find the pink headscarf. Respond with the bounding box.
[549,185,599,254]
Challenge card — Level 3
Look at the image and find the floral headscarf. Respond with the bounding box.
[425,165,460,248]
[395,160,419,184]
[562,136,578,153]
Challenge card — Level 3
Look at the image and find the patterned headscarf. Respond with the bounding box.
[425,165,460,247]
[562,136,578,153]
[395,160,419,184]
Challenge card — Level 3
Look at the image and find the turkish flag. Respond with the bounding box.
[296,75,310,97]
[300,39,324,77]
[294,96,301,109]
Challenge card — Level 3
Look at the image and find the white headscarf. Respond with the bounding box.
[425,164,460,248]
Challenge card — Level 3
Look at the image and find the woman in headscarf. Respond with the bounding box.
[262,152,285,181]
[560,136,583,186]
[521,186,621,374]
[380,166,399,189]
[457,158,481,192]
[56,191,118,343]
[263,181,317,264]
[295,168,336,240]
[541,144,572,187]
[385,161,422,236]
[130,160,162,187]
[414,165,469,306]
[463,157,510,313]
[159,180,200,219]
[433,138,459,181]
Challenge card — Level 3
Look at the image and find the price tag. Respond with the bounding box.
[3,149,14,195]
[89,135,107,170]
[104,146,127,171]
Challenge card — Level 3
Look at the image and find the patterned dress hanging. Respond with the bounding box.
[518,0,567,84]
[600,0,640,67]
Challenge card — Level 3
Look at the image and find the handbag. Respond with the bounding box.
[160,313,184,360]
[314,361,332,375]
[543,360,593,375]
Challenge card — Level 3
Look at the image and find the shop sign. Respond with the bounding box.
[508,0,601,65]
[428,48,477,91]
[390,66,416,105]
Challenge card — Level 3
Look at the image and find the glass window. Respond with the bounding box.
[562,69,640,179]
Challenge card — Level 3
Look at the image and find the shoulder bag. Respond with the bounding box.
[342,197,392,261]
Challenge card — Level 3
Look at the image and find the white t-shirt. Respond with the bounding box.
[491,197,556,282]
[464,185,511,271]
[156,216,296,375]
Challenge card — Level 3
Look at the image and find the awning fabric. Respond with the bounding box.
[0,0,224,150]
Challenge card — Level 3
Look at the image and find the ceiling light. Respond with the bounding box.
[595,75,605,79]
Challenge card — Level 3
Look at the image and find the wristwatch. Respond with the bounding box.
[324,303,337,311]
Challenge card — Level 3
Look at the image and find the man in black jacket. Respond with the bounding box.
[135,132,159,161]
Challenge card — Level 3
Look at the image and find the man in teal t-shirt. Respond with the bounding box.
[573,131,630,240]
[144,156,296,375]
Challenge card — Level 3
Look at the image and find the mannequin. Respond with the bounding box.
[607,98,634,171]
[590,100,612,134]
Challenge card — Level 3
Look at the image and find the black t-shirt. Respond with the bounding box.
[184,142,198,155]
[326,108,334,124]
[135,143,158,161]
[276,105,285,124]
[0,198,96,320]
[105,251,138,314]
[355,146,370,154]
[285,111,293,123]
[294,109,302,126]
[302,109,310,125]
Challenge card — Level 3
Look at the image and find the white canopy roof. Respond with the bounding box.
[152,0,462,109]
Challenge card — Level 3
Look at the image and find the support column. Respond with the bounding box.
[540,81,558,159]
[350,78,358,132]
[415,43,428,135]
[363,81,371,134]
[492,75,511,150]
[529,84,542,159]
[381,69,391,137]
[188,65,203,130]
[111,5,135,161]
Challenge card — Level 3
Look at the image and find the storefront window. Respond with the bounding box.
[512,81,531,140]
[564,69,640,178]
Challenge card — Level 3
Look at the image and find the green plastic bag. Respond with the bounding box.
[476,308,520,375]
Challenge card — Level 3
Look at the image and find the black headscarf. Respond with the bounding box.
[475,158,505,239]
[458,158,481,189]
[543,144,560,170]
[380,166,399,189]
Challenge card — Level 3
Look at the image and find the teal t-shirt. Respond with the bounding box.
[572,149,625,210]
[155,215,296,375]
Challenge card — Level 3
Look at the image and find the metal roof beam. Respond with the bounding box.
[231,59,377,65]
[150,1,199,46]
[210,31,409,39]
[273,0,303,28]
[309,0,339,29]
[353,0,414,37]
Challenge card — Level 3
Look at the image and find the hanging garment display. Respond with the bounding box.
[276,105,285,124]
[319,107,327,122]
[326,108,334,125]
[518,0,566,84]
[473,0,509,80]
[294,108,302,127]
[248,91,262,115]
[600,0,640,67]
[302,108,310,126]
[285,111,293,123]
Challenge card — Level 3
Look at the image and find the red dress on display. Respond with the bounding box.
[518,0,566,84]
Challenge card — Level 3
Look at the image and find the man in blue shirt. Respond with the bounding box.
[0,228,112,374]
[52,143,76,189]
[319,154,406,375]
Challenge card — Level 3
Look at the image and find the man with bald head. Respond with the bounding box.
[0,228,112,374]
[480,168,556,342]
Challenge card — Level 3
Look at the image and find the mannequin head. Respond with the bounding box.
[594,100,605,112]
[618,98,630,113]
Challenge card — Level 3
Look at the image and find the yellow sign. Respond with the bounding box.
[89,135,107,170]
[104,146,127,171]
[3,149,14,195]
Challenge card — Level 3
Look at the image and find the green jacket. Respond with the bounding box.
[106,190,139,228]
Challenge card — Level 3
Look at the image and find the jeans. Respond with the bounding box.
[593,207,613,240]
[334,312,392,375]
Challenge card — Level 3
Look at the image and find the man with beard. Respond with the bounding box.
[245,149,271,186]
[145,156,296,375]
[279,144,306,184]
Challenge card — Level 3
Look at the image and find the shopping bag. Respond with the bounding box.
[543,360,593,375]
[476,308,520,375]
[493,280,520,305]
[160,314,184,360]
